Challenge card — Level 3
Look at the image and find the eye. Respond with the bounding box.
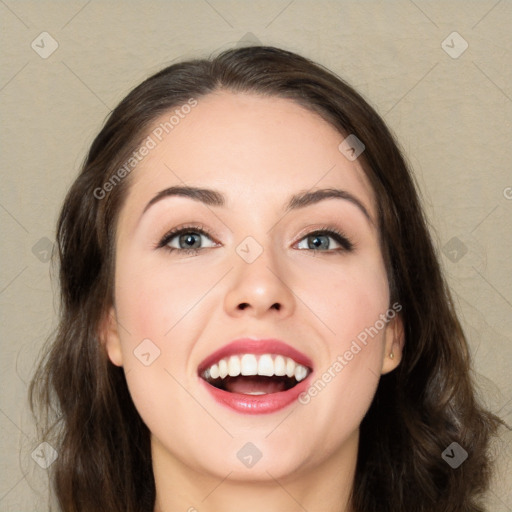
[296,227,354,252]
[156,224,354,256]
[157,224,218,255]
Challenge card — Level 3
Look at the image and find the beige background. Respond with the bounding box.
[1,1,511,510]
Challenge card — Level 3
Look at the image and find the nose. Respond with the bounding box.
[223,243,296,319]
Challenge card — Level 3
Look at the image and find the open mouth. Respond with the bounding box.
[199,354,311,395]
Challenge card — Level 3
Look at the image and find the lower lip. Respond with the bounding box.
[199,375,312,414]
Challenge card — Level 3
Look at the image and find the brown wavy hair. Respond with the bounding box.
[29,45,505,512]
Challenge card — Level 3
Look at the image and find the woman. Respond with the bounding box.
[29,45,504,512]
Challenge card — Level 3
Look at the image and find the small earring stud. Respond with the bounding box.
[389,352,394,359]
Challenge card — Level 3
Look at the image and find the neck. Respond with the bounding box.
[152,430,358,512]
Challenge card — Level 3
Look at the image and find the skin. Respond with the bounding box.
[101,90,404,512]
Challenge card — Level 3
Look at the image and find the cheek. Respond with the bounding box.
[111,252,203,411]
[112,254,212,457]
[296,254,389,426]
[114,251,214,343]
[112,251,223,414]
[306,252,390,344]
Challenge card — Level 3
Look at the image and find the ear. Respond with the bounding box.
[98,306,124,367]
[381,313,404,375]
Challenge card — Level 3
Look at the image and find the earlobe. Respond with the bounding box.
[381,314,405,375]
[99,307,124,367]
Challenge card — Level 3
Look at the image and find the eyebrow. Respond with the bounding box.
[141,185,374,226]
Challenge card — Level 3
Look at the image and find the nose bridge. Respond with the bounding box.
[223,231,295,316]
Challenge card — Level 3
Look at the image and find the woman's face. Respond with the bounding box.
[103,90,402,482]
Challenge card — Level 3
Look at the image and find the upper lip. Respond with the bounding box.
[197,338,314,374]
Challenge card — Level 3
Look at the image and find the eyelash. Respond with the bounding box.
[156,224,355,256]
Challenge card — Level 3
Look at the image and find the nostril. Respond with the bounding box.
[237,303,282,310]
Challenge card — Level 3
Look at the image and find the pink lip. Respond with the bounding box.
[197,338,314,415]
[197,338,314,373]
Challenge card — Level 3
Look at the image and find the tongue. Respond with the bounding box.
[224,376,288,394]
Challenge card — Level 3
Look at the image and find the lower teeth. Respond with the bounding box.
[244,391,266,395]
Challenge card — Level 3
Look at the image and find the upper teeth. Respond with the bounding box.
[202,354,309,382]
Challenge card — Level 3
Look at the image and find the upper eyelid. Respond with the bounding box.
[158,224,218,247]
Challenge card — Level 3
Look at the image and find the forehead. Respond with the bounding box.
[121,90,375,220]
